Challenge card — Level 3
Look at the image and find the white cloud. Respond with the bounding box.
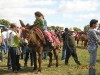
[57,0,100,12]
[78,13,96,19]
[0,0,57,27]
[0,0,57,8]
[47,20,71,29]
[0,7,56,26]
[74,13,100,22]
[63,14,73,18]
[74,19,83,22]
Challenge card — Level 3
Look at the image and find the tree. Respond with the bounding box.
[0,19,11,27]
[84,25,90,32]
[73,27,81,31]
[50,26,56,30]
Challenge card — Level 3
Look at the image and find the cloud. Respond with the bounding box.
[57,0,100,12]
[0,0,57,25]
[74,13,100,22]
[63,14,73,18]
[47,20,71,29]
[0,0,57,8]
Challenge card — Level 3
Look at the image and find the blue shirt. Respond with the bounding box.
[42,19,47,31]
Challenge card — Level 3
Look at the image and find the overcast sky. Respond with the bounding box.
[0,0,100,30]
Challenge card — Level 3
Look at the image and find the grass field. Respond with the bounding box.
[0,42,100,75]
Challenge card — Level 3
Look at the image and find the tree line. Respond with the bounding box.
[0,19,95,32]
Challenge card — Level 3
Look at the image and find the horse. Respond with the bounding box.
[19,20,59,73]
[80,32,88,48]
[54,29,62,42]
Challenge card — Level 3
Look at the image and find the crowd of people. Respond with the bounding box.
[0,11,100,75]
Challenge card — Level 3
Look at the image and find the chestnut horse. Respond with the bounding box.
[80,32,88,48]
[19,20,59,73]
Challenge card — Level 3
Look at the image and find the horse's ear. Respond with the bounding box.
[19,20,25,27]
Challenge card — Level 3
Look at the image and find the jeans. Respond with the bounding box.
[3,39,8,54]
[23,46,34,66]
[88,45,97,75]
[24,52,34,66]
[42,53,46,59]
[61,42,66,60]
[10,47,20,71]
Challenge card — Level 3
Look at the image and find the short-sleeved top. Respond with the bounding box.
[34,18,44,30]
[9,31,20,47]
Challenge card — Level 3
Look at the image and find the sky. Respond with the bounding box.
[0,0,100,31]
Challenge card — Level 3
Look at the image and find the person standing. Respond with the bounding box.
[1,27,8,54]
[87,19,100,75]
[64,28,81,65]
[9,23,22,72]
[61,28,67,60]
[0,28,2,62]
[6,27,12,69]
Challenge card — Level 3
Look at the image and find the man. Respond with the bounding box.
[61,28,68,60]
[6,27,12,69]
[9,23,22,72]
[64,28,81,65]
[1,27,8,54]
[87,19,100,75]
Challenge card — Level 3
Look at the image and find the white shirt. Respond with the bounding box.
[9,31,16,47]
[6,29,12,39]
[2,31,7,39]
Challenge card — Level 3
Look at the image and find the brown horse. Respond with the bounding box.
[80,32,88,48]
[19,20,59,73]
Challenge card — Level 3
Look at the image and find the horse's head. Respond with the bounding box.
[21,27,30,39]
[19,20,32,39]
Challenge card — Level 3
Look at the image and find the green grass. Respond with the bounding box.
[0,42,100,75]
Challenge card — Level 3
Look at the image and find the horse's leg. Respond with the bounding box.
[37,52,42,73]
[77,40,78,46]
[53,49,58,67]
[48,52,52,67]
[84,40,88,48]
[32,51,37,71]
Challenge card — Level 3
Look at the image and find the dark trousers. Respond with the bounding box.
[65,46,80,64]
[10,47,20,71]
[24,52,34,66]
[0,46,2,61]
[7,48,12,69]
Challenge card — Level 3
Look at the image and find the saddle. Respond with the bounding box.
[33,28,46,45]
[33,28,61,50]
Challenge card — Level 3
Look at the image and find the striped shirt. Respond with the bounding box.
[87,29,100,46]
